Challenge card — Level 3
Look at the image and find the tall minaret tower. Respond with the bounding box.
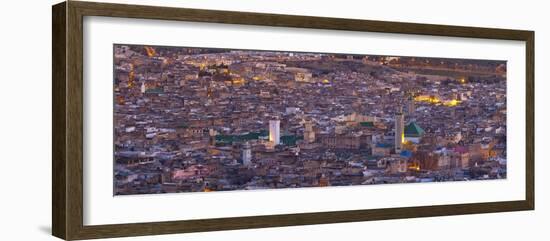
[269,119,280,145]
[241,142,252,166]
[395,106,404,153]
[208,129,217,146]
[304,121,316,144]
[407,93,415,116]
[140,82,146,94]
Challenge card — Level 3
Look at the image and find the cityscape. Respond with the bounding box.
[113,44,507,195]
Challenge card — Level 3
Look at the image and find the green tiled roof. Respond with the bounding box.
[404,122,425,137]
[176,121,188,129]
[281,135,303,146]
[145,88,164,94]
[360,121,374,127]
[216,130,269,144]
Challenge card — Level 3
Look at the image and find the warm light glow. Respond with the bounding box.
[116,96,125,105]
[415,95,460,106]
[322,79,330,84]
[409,163,421,171]
[401,133,405,144]
[144,46,156,57]
[444,99,461,107]
[459,77,466,84]
[232,77,245,85]
[415,95,440,104]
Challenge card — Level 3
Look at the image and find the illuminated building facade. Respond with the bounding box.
[395,107,404,153]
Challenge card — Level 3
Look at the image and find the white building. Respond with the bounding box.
[269,120,280,145]
[140,82,146,93]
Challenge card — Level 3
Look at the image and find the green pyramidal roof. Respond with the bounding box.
[404,122,425,137]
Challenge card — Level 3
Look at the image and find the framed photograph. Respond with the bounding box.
[52,1,534,240]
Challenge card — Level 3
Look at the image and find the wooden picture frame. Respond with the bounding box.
[52,1,534,240]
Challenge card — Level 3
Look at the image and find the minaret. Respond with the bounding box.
[269,119,280,145]
[407,94,415,115]
[395,106,404,153]
[304,121,315,143]
[241,142,252,166]
[208,129,217,146]
[140,82,146,93]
